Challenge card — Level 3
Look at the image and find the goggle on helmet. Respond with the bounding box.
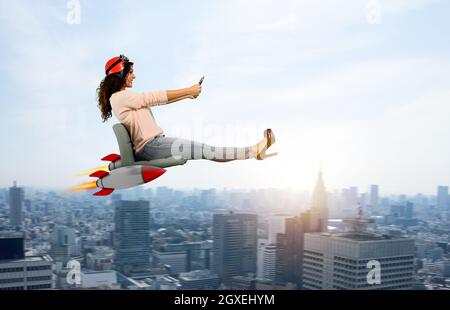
[104,54,131,78]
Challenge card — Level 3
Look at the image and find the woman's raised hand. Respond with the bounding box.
[190,83,202,99]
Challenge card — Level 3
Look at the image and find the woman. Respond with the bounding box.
[96,55,276,163]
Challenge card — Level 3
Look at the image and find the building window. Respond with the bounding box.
[0,267,24,273]
[26,265,51,271]
[27,284,52,290]
[0,278,23,284]
[27,276,52,282]
[0,286,25,290]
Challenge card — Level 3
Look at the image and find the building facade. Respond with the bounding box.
[9,182,24,228]
[437,186,449,210]
[178,270,220,290]
[212,212,257,286]
[0,236,53,290]
[114,200,151,275]
[303,232,415,290]
[275,170,328,287]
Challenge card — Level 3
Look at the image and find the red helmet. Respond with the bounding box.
[104,54,131,77]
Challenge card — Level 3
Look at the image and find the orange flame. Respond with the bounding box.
[77,165,109,176]
[66,181,97,193]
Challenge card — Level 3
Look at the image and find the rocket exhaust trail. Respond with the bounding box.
[77,165,109,176]
[66,181,97,193]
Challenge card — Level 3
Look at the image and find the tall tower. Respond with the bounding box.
[311,170,328,232]
[275,214,306,286]
[437,186,449,210]
[369,185,379,208]
[212,212,257,286]
[114,200,151,275]
[9,181,24,228]
[274,171,329,288]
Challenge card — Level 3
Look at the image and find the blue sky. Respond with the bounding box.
[0,0,449,194]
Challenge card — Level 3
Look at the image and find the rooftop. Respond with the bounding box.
[313,231,406,242]
[0,255,53,264]
[334,232,394,241]
[179,270,219,281]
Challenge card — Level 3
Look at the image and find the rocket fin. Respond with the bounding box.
[89,170,109,179]
[93,188,114,196]
[101,154,121,162]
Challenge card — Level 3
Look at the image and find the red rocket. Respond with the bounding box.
[88,154,166,196]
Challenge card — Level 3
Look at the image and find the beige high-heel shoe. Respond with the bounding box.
[256,129,278,160]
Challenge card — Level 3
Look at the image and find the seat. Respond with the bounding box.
[112,123,187,169]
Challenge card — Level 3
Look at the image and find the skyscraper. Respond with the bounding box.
[369,185,379,208]
[0,236,53,290]
[258,214,291,282]
[212,212,257,286]
[0,236,24,260]
[268,214,289,244]
[303,212,415,290]
[303,232,415,290]
[275,211,322,287]
[9,181,24,227]
[262,243,277,281]
[311,170,328,232]
[50,226,77,264]
[275,170,328,288]
[114,200,150,275]
[276,171,328,288]
[257,239,269,279]
[437,186,449,210]
[405,201,414,218]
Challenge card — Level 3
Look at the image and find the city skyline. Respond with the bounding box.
[1,167,449,290]
[2,179,450,197]
[1,1,450,193]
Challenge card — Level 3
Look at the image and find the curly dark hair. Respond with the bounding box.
[96,62,133,122]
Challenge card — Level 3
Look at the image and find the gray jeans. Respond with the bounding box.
[135,135,254,163]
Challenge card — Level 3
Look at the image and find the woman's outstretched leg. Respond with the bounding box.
[135,129,276,162]
[163,137,255,162]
